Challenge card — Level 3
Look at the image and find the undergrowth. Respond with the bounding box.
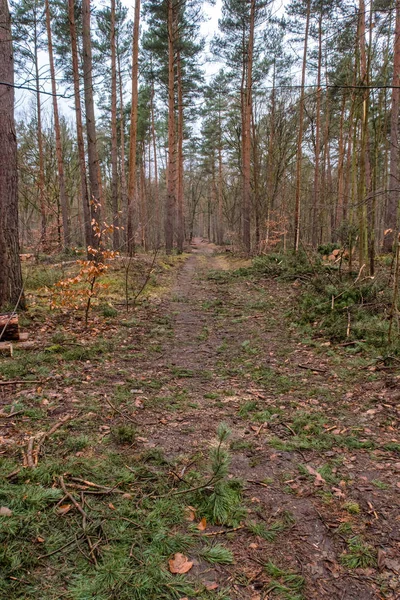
[232,251,400,354]
[0,424,243,599]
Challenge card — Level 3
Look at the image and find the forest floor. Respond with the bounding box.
[1,239,400,600]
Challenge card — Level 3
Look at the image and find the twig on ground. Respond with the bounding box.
[298,364,327,373]
[0,380,40,386]
[25,413,76,468]
[59,476,88,520]
[104,395,138,425]
[201,526,244,537]
[38,535,84,560]
[282,422,297,436]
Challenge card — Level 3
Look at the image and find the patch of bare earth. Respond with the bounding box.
[127,240,400,599]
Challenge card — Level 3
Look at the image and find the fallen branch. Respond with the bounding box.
[298,364,326,373]
[0,380,40,386]
[59,476,88,520]
[104,395,138,425]
[201,526,244,537]
[25,413,76,468]
[38,534,85,560]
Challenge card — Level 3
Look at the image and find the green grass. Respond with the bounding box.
[340,537,377,569]
[264,561,305,600]
[0,423,242,599]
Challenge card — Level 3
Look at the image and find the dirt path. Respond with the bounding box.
[2,241,399,600]
[135,240,400,600]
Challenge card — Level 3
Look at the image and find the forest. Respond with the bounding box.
[1,0,400,599]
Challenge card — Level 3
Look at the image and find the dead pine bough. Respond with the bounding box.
[24,413,76,468]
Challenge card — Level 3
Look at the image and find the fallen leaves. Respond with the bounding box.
[197,517,207,531]
[168,553,193,574]
[0,506,12,516]
[305,465,326,486]
[56,504,72,516]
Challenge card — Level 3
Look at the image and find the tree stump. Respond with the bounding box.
[0,314,20,340]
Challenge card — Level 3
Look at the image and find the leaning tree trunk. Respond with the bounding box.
[82,0,103,246]
[0,0,25,310]
[45,0,70,249]
[68,0,92,252]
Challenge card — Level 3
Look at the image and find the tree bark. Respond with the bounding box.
[293,0,311,252]
[82,0,103,248]
[127,0,140,255]
[68,0,92,252]
[165,0,176,254]
[150,77,160,248]
[242,0,255,254]
[176,48,184,253]
[34,17,47,250]
[0,0,25,310]
[312,7,323,248]
[384,0,400,252]
[110,0,119,250]
[117,49,128,247]
[45,0,70,249]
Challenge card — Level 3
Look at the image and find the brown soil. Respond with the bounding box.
[2,239,400,599]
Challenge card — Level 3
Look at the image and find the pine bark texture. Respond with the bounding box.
[384,0,400,252]
[45,0,70,249]
[165,0,176,254]
[0,0,25,310]
[82,0,103,243]
[127,0,141,255]
[68,0,92,251]
[110,0,119,250]
[293,0,311,253]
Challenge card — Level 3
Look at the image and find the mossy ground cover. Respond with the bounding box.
[1,242,399,599]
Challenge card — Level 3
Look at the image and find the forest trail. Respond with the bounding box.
[131,241,400,599]
[2,243,400,600]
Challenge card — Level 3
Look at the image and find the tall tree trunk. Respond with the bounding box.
[45,0,70,249]
[117,50,128,246]
[217,121,224,246]
[242,0,255,254]
[176,48,184,253]
[312,7,323,248]
[150,77,160,248]
[266,62,276,248]
[336,92,347,232]
[127,0,140,255]
[110,0,119,250]
[293,0,311,252]
[68,0,92,252]
[165,0,176,254]
[384,0,400,252]
[82,0,102,248]
[0,0,25,309]
[357,0,370,267]
[34,18,47,250]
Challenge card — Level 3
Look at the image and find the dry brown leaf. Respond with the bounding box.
[56,504,72,516]
[205,582,219,590]
[197,517,207,531]
[0,507,12,517]
[184,506,196,522]
[306,465,325,486]
[169,553,193,574]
